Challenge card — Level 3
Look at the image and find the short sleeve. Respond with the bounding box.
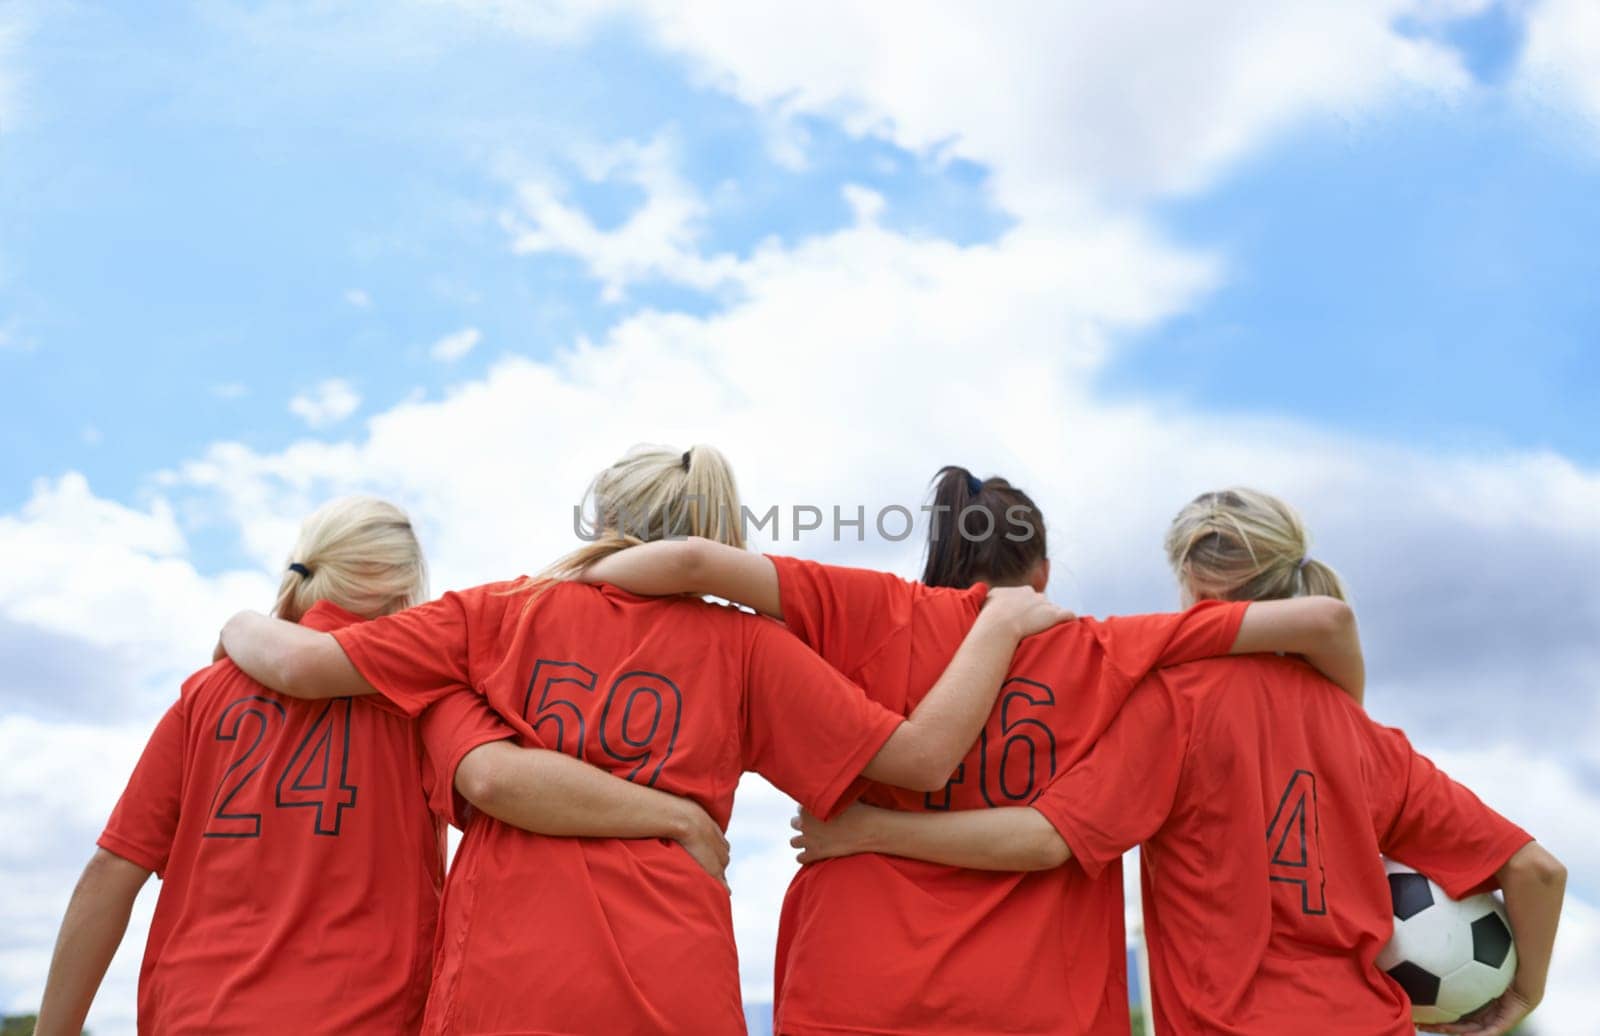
[98,699,188,876]
[767,555,918,674]
[1091,600,1248,687]
[416,690,519,829]
[1369,727,1532,899]
[1030,674,1188,879]
[333,591,478,718]
[741,617,904,819]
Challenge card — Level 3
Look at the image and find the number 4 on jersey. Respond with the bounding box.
[275,698,359,836]
[1266,769,1328,915]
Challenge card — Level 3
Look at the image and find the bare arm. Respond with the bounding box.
[792,803,1069,871]
[455,741,730,886]
[219,611,375,700]
[36,850,152,1036]
[858,587,1075,792]
[581,537,783,618]
[1424,842,1567,1036]
[1231,596,1364,704]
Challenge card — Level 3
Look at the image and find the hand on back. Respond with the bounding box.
[675,802,732,893]
[979,585,1076,639]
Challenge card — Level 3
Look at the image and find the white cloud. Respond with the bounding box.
[502,132,742,301]
[510,0,1472,219]
[344,287,372,308]
[429,326,481,362]
[287,378,362,428]
[0,473,274,688]
[1518,0,1600,130]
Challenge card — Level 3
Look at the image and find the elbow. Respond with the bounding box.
[1503,841,1567,892]
[1313,597,1356,640]
[1018,811,1071,870]
[454,746,508,810]
[1523,844,1568,888]
[870,728,962,792]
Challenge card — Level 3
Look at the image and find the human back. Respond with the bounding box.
[95,497,454,1035]
[769,552,1248,1035]
[1135,652,1509,1034]
[335,583,909,1035]
[323,447,911,1035]
[1036,487,1537,1035]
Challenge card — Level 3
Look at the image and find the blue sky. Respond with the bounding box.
[0,3,1007,516]
[3,2,1598,1032]
[4,1,1594,536]
[1110,97,1600,459]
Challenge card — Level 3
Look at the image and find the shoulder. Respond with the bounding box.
[769,553,967,608]
[177,658,294,726]
[1159,652,1329,701]
[179,657,262,702]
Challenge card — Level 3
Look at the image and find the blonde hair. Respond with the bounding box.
[536,443,745,585]
[1165,487,1347,604]
[272,496,429,622]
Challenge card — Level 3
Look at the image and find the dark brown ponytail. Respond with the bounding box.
[920,465,1048,588]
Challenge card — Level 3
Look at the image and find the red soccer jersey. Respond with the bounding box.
[1033,654,1534,1036]
[766,555,1248,1036]
[329,579,907,1036]
[97,600,514,1035]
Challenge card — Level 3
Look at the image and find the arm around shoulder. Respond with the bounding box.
[219,611,374,699]
[1231,595,1364,703]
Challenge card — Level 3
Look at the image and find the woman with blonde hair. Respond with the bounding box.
[794,487,1565,1036]
[35,494,735,1036]
[212,444,1072,1035]
[578,472,1366,1036]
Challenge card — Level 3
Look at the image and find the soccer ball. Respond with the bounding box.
[1376,859,1517,1024]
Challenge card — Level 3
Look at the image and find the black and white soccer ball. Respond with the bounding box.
[1376,859,1517,1024]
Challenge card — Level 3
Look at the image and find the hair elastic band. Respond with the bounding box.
[1297,556,1312,571]
[681,450,692,471]
[966,474,983,494]
[289,562,313,578]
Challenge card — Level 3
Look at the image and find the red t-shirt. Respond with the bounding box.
[767,556,1248,1036]
[330,579,906,1036]
[1034,654,1533,1035]
[97,600,514,1035]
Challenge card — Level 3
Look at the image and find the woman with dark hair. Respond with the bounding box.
[920,465,1050,591]
[582,466,1365,1036]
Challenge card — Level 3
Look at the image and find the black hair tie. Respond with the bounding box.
[681,449,692,471]
[966,474,983,494]
[288,562,313,578]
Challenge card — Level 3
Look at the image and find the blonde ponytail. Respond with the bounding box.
[273,497,428,622]
[531,443,745,588]
[1164,487,1347,604]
